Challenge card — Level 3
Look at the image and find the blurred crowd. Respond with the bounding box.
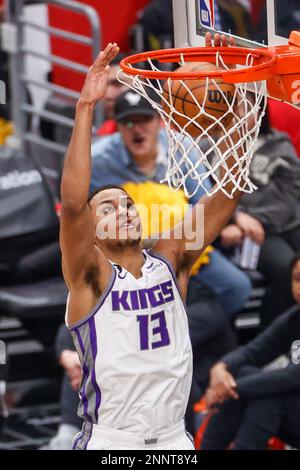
[0,0,300,451]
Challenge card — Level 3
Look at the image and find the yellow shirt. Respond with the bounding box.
[123,181,213,276]
[0,118,13,145]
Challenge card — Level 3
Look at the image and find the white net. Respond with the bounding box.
[118,51,268,199]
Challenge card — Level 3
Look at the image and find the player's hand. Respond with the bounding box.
[208,362,239,402]
[220,224,244,248]
[60,350,82,391]
[235,212,265,245]
[205,32,235,48]
[79,43,120,107]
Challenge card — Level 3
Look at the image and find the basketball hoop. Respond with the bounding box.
[118,46,276,198]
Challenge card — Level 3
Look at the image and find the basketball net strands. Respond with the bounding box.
[118,31,300,199]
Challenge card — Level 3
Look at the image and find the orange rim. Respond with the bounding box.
[120,46,276,84]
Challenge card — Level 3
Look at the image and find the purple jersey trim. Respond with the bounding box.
[72,429,84,450]
[83,421,93,450]
[74,328,93,422]
[73,421,93,450]
[74,326,85,355]
[68,268,117,331]
[89,317,102,422]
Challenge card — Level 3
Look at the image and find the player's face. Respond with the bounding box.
[118,115,160,161]
[292,260,300,305]
[90,188,142,247]
[104,65,128,119]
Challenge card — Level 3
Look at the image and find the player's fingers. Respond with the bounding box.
[105,43,120,62]
[100,45,119,68]
[222,34,232,47]
[221,34,228,47]
[94,43,119,69]
[213,33,221,47]
[229,35,236,47]
[205,31,213,47]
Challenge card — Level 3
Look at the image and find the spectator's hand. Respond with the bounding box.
[235,212,265,245]
[208,362,239,403]
[60,350,82,391]
[80,43,120,106]
[220,224,244,248]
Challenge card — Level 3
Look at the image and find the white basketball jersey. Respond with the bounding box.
[66,250,193,436]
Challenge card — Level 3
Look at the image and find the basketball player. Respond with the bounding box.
[60,41,243,450]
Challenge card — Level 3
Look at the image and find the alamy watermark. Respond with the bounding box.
[0,80,6,105]
[95,196,204,251]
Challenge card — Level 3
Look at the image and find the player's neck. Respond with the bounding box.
[102,245,145,278]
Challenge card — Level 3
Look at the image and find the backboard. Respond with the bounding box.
[173,0,300,49]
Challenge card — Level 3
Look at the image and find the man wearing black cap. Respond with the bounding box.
[91,90,173,189]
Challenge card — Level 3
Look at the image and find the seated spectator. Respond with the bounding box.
[91,90,251,319]
[200,252,300,450]
[220,106,300,328]
[137,0,174,50]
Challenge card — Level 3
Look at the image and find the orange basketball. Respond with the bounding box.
[162,62,236,137]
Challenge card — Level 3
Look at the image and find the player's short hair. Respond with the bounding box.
[291,251,300,275]
[88,184,130,205]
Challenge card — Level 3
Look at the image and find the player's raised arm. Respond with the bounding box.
[153,136,243,276]
[60,43,119,289]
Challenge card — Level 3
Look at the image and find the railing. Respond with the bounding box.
[1,0,102,198]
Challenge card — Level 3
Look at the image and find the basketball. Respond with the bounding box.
[162,62,236,137]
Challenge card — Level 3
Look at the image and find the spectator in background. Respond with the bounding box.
[201,252,300,450]
[137,0,174,50]
[220,107,300,328]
